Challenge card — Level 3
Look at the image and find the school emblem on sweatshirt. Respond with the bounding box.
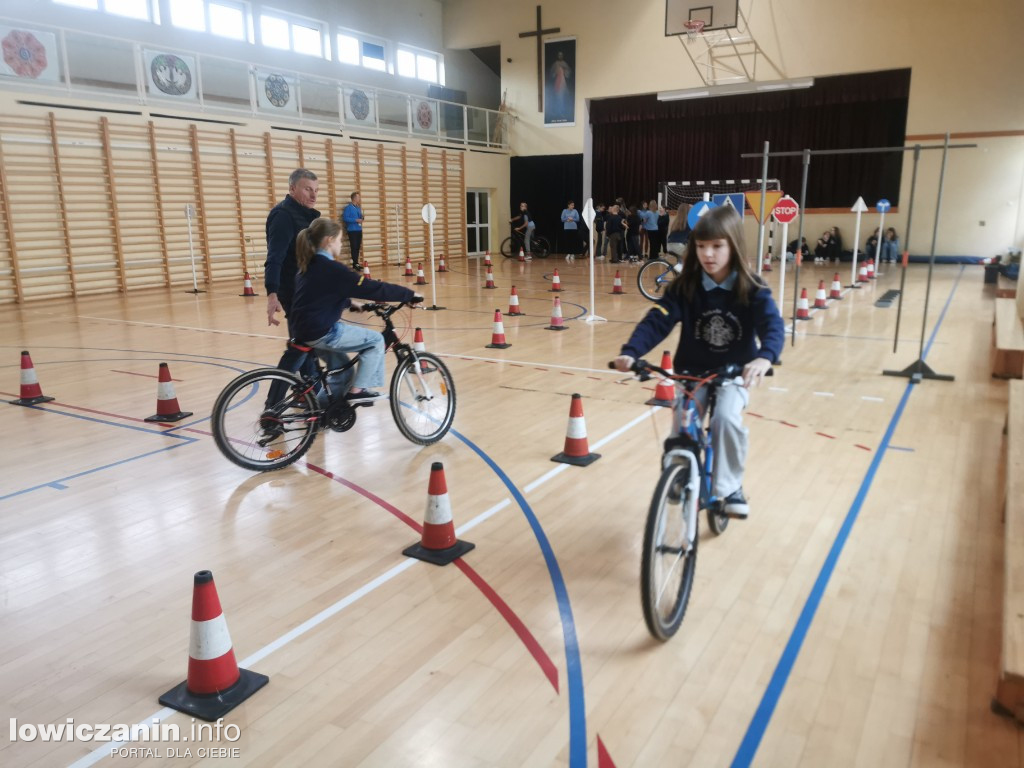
[695,309,742,352]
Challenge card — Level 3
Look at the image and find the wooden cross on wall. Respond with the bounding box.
[519,5,560,113]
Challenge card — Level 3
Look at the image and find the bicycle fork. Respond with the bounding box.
[663,448,701,547]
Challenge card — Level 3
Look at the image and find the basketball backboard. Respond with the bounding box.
[665,0,739,35]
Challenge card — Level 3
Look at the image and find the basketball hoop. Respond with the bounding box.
[683,19,706,41]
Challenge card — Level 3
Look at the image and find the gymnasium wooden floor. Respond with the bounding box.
[1,254,1021,767]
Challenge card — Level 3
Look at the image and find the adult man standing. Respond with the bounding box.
[342,191,364,270]
[265,168,321,383]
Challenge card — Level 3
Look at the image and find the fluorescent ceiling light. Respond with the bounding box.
[658,77,814,101]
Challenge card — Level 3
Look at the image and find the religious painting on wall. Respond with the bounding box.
[543,37,575,126]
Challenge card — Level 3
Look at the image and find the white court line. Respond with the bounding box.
[861,396,884,402]
[77,315,280,340]
[812,391,835,397]
[66,405,655,767]
[768,386,789,393]
[440,352,615,375]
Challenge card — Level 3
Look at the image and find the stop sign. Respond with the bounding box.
[771,196,799,224]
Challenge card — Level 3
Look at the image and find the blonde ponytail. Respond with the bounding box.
[295,217,342,273]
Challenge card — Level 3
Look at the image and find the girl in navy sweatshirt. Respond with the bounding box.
[291,218,419,402]
[614,206,784,517]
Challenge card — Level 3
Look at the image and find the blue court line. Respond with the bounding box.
[731,266,964,767]
[450,427,587,768]
[888,445,915,453]
[14,402,198,439]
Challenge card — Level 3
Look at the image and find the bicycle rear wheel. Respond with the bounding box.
[641,461,698,640]
[532,236,550,258]
[637,258,676,301]
[389,352,456,445]
[211,368,319,471]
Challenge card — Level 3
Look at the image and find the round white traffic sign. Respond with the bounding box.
[421,203,437,224]
[771,196,799,224]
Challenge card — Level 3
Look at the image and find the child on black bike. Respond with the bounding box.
[291,218,421,402]
[614,206,784,517]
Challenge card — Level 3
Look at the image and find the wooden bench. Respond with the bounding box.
[993,297,1024,379]
[995,381,1024,720]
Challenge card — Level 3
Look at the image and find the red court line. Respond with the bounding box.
[304,461,560,692]
[747,412,764,418]
[780,421,799,428]
[815,432,836,439]
[0,392,168,427]
[111,369,181,381]
[534,367,549,372]
[855,444,872,452]
[560,371,574,376]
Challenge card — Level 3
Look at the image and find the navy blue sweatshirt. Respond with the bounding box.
[291,252,416,341]
[264,195,320,299]
[621,274,784,373]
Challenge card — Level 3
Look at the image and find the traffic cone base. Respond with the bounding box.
[402,538,475,566]
[159,668,269,722]
[550,449,601,466]
[11,393,55,406]
[546,325,568,332]
[486,341,512,348]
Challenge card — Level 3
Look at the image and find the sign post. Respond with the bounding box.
[874,198,890,276]
[771,196,799,319]
[849,196,869,288]
[184,203,204,294]
[582,198,605,324]
[420,203,444,310]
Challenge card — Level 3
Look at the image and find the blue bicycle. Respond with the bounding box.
[618,359,747,640]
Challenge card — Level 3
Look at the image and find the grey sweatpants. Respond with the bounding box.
[672,377,750,499]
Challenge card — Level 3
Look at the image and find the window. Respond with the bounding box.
[337,29,389,73]
[54,0,99,9]
[55,0,154,20]
[169,0,205,31]
[167,0,249,40]
[209,2,246,40]
[397,45,442,85]
[260,10,327,58]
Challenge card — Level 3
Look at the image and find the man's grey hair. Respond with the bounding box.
[289,168,317,187]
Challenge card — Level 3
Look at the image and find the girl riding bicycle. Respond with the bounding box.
[291,217,421,402]
[614,205,784,518]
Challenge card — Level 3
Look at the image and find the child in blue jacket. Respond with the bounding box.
[614,206,784,517]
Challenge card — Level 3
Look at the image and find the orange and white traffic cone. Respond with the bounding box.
[518,247,526,263]
[486,309,511,349]
[10,350,55,406]
[549,269,562,292]
[762,252,772,272]
[415,264,428,285]
[858,263,869,284]
[483,251,492,267]
[411,327,435,374]
[404,256,414,277]
[796,288,811,321]
[238,271,258,297]
[483,265,497,289]
[402,462,475,565]
[437,255,448,273]
[611,270,624,294]
[158,570,269,721]
[830,273,843,300]
[362,261,371,279]
[866,258,876,279]
[645,350,676,407]
[144,362,193,422]
[551,394,601,466]
[813,280,828,309]
[546,295,567,331]
[508,286,523,315]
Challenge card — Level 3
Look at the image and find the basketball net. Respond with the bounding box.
[683,19,705,42]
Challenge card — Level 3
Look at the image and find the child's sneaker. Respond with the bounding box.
[724,489,749,518]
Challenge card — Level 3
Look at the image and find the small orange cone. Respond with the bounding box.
[813,280,828,309]
[551,394,601,466]
[483,265,497,289]
[402,462,475,565]
[404,256,414,277]
[483,251,492,267]
[412,327,435,374]
[549,269,562,292]
[866,258,876,279]
[518,247,526,262]
[362,261,371,279]
[144,363,193,422]
[158,570,269,721]
[508,286,523,315]
[437,255,448,273]
[762,252,772,272]
[830,273,843,300]
[238,271,258,297]
[796,288,811,321]
[10,350,55,406]
[645,350,676,407]
[858,263,869,284]
[486,309,511,349]
[415,264,428,285]
[546,295,567,331]
[611,271,624,294]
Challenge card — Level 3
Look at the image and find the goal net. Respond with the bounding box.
[660,178,781,212]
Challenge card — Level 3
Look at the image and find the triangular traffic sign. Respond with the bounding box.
[744,190,783,224]
[851,196,869,213]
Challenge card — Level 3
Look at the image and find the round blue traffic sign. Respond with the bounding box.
[687,200,718,229]
[876,199,891,213]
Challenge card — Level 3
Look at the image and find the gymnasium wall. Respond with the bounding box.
[443,0,1024,258]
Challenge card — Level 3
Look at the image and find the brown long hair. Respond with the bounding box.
[295,217,342,273]
[669,205,763,305]
[668,203,691,233]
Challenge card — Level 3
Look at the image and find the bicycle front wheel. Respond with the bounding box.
[641,461,698,641]
[532,236,550,258]
[211,368,319,472]
[389,352,456,445]
[637,258,677,301]
[500,236,515,258]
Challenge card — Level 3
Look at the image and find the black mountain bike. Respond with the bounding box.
[212,301,456,471]
[500,228,550,259]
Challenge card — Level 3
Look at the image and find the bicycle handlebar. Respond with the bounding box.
[607,359,771,383]
[357,298,423,317]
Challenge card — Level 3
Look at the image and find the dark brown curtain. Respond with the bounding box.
[590,69,911,208]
